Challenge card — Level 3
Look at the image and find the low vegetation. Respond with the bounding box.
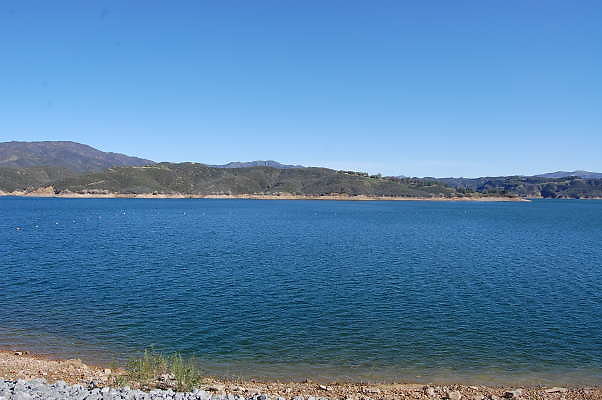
[2,160,601,199]
[0,166,76,192]
[1,162,461,198]
[437,175,602,198]
[111,349,204,392]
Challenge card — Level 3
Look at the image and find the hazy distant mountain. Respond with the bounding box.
[534,170,602,179]
[209,160,305,169]
[0,141,154,172]
[434,174,602,198]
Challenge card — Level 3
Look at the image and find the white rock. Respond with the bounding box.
[447,390,462,400]
[545,387,568,393]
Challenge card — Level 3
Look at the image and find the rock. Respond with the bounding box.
[103,368,112,375]
[318,385,333,391]
[545,387,568,394]
[424,386,437,397]
[207,385,226,392]
[503,389,522,399]
[197,390,212,400]
[87,380,101,389]
[14,351,24,356]
[55,380,68,389]
[447,391,462,400]
[159,373,176,382]
[362,388,381,394]
[13,392,32,400]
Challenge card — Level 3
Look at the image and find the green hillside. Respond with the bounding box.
[3,158,599,199]
[50,163,459,198]
[437,176,602,198]
[0,166,76,193]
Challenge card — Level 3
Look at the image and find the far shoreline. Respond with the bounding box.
[0,190,528,202]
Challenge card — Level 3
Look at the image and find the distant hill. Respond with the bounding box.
[0,141,154,172]
[0,166,77,193]
[209,160,304,169]
[0,162,465,198]
[435,175,602,198]
[1,140,599,199]
[52,163,460,197]
[534,170,602,179]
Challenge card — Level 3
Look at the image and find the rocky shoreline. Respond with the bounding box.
[0,351,600,400]
[3,379,591,400]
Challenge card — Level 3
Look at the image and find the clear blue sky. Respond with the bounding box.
[1,1,601,177]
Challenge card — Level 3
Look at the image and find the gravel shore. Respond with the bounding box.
[1,351,600,400]
[1,378,601,400]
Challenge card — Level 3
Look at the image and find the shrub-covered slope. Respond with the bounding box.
[50,163,458,197]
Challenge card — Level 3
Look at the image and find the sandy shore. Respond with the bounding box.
[1,350,599,399]
[0,188,526,202]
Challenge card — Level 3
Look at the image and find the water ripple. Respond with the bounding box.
[1,198,601,385]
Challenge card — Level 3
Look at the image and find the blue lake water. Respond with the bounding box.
[1,197,601,385]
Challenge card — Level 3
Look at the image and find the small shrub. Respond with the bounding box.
[168,353,203,392]
[117,349,204,391]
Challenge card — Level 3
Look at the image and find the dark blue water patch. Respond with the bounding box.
[1,198,602,384]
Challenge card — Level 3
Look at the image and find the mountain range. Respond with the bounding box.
[0,141,305,172]
[209,160,305,169]
[533,170,602,179]
[0,141,154,172]
[0,141,601,199]
[0,141,458,198]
